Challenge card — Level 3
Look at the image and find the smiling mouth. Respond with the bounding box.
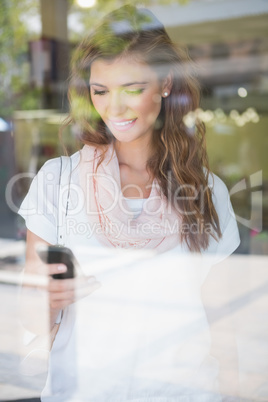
[110,118,137,127]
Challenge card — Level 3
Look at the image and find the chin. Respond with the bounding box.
[113,135,137,143]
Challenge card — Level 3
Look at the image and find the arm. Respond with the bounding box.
[24,229,64,332]
[201,256,240,400]
[21,229,101,336]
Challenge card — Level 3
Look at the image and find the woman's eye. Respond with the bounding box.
[92,88,144,96]
[93,90,107,96]
[125,88,144,95]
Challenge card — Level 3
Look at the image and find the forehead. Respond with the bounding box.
[90,56,159,85]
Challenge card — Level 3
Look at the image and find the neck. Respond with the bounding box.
[114,136,153,171]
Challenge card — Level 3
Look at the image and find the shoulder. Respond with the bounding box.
[37,150,81,179]
[204,172,240,263]
[207,172,231,219]
[37,156,61,175]
[206,170,236,233]
[70,150,81,168]
[208,171,240,246]
[207,172,229,199]
[42,150,81,169]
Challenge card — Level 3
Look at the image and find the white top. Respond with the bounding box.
[123,197,145,219]
[18,151,240,402]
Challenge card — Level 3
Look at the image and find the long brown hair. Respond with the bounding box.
[65,5,222,252]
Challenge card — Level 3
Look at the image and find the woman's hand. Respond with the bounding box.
[22,230,101,333]
[46,263,101,327]
[48,264,101,310]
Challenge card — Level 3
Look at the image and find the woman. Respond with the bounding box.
[19,5,240,401]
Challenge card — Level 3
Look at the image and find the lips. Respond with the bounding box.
[108,118,137,132]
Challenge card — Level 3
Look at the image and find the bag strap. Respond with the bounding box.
[57,156,72,246]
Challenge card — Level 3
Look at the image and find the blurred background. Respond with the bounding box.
[0,0,267,400]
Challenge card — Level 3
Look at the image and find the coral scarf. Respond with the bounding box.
[80,145,181,253]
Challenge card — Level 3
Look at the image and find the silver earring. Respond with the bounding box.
[163,91,169,97]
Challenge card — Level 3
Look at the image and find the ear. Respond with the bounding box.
[161,72,173,97]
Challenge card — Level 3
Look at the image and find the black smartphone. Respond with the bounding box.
[36,245,76,279]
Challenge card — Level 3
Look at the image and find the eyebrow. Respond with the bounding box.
[89,81,149,87]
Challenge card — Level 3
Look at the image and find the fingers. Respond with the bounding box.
[25,259,67,277]
[49,288,75,310]
[48,275,97,292]
[48,276,101,310]
[46,264,67,277]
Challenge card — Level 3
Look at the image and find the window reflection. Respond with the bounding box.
[1,1,267,401]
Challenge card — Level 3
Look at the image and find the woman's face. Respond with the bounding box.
[89,56,164,144]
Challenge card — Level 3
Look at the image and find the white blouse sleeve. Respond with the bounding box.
[18,158,61,244]
[205,173,240,265]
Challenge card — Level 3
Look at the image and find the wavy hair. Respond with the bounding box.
[65,4,222,252]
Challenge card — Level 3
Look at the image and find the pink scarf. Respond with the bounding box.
[80,145,181,253]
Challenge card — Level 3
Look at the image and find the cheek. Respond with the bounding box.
[138,92,161,118]
[131,92,161,115]
[91,95,105,116]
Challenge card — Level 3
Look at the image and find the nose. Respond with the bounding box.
[107,90,126,116]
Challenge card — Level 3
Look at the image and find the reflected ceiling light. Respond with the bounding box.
[76,0,96,8]
[238,87,247,98]
[230,110,239,119]
[183,107,260,129]
[229,107,259,127]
